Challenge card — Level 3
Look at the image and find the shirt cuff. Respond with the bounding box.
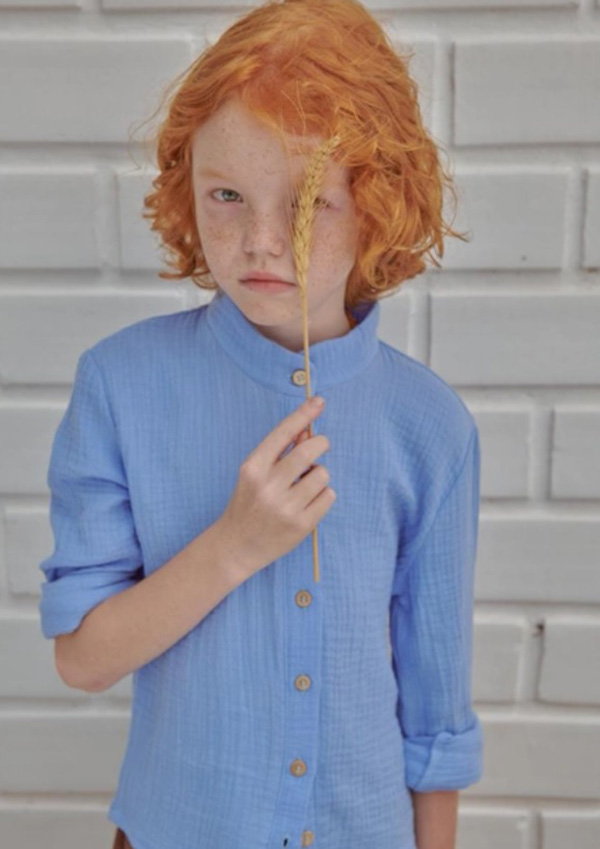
[39,563,142,639]
[403,714,484,791]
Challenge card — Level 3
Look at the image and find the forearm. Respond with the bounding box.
[55,518,247,692]
[410,789,459,849]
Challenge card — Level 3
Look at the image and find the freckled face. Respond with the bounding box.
[191,96,360,350]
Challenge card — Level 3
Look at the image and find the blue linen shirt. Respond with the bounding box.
[39,288,483,849]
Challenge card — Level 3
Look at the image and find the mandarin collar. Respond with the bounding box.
[204,289,380,396]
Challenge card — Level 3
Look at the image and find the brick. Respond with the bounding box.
[441,168,568,270]
[543,811,600,849]
[0,0,80,5]
[103,0,227,7]
[0,810,115,849]
[476,517,600,603]
[0,407,65,495]
[398,0,572,5]
[400,0,572,4]
[539,617,600,706]
[102,0,574,7]
[455,39,600,145]
[6,507,58,597]
[0,617,67,697]
[117,169,163,269]
[472,409,530,498]
[0,170,99,269]
[472,616,526,703]
[457,809,531,849]
[431,293,600,385]
[583,168,600,269]
[0,39,193,143]
[0,714,130,791]
[552,408,600,499]
[477,716,600,797]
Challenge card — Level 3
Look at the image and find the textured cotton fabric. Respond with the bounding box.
[39,288,483,849]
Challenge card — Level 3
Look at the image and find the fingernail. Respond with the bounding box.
[311,396,325,407]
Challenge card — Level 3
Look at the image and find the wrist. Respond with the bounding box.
[209,516,255,587]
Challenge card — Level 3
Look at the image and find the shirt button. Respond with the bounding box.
[291,368,307,386]
[301,831,315,846]
[294,674,311,691]
[295,589,312,607]
[290,758,307,777]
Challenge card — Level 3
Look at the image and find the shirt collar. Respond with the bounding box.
[205,289,380,396]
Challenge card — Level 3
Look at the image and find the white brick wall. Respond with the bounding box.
[0,2,598,848]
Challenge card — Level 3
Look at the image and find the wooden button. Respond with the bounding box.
[294,674,311,691]
[290,758,307,777]
[295,589,312,607]
[291,368,307,386]
[301,831,315,846]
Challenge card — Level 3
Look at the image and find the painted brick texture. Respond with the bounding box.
[0,2,598,848]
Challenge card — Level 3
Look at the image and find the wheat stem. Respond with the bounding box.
[290,135,341,583]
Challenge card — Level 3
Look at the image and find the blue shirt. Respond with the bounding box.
[39,288,483,849]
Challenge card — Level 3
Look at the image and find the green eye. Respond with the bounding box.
[213,189,240,202]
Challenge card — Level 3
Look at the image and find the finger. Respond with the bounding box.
[276,424,309,463]
[295,426,310,444]
[265,397,324,467]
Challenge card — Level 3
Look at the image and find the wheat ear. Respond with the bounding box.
[290,134,341,583]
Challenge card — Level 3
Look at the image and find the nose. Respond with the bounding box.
[242,207,292,256]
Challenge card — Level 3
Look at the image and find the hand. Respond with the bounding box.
[217,398,335,579]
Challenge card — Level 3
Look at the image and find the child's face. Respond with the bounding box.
[191,96,360,352]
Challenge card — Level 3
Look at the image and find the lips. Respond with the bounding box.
[241,273,295,285]
[241,279,296,293]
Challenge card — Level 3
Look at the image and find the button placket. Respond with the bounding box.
[293,586,314,839]
[272,390,320,849]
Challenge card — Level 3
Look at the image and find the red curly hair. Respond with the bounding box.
[134,0,467,313]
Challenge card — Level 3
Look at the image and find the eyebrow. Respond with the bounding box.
[196,167,231,180]
[196,166,300,184]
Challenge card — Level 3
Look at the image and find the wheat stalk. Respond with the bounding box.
[289,134,341,583]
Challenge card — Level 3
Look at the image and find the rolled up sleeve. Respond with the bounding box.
[38,349,144,639]
[390,426,483,791]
